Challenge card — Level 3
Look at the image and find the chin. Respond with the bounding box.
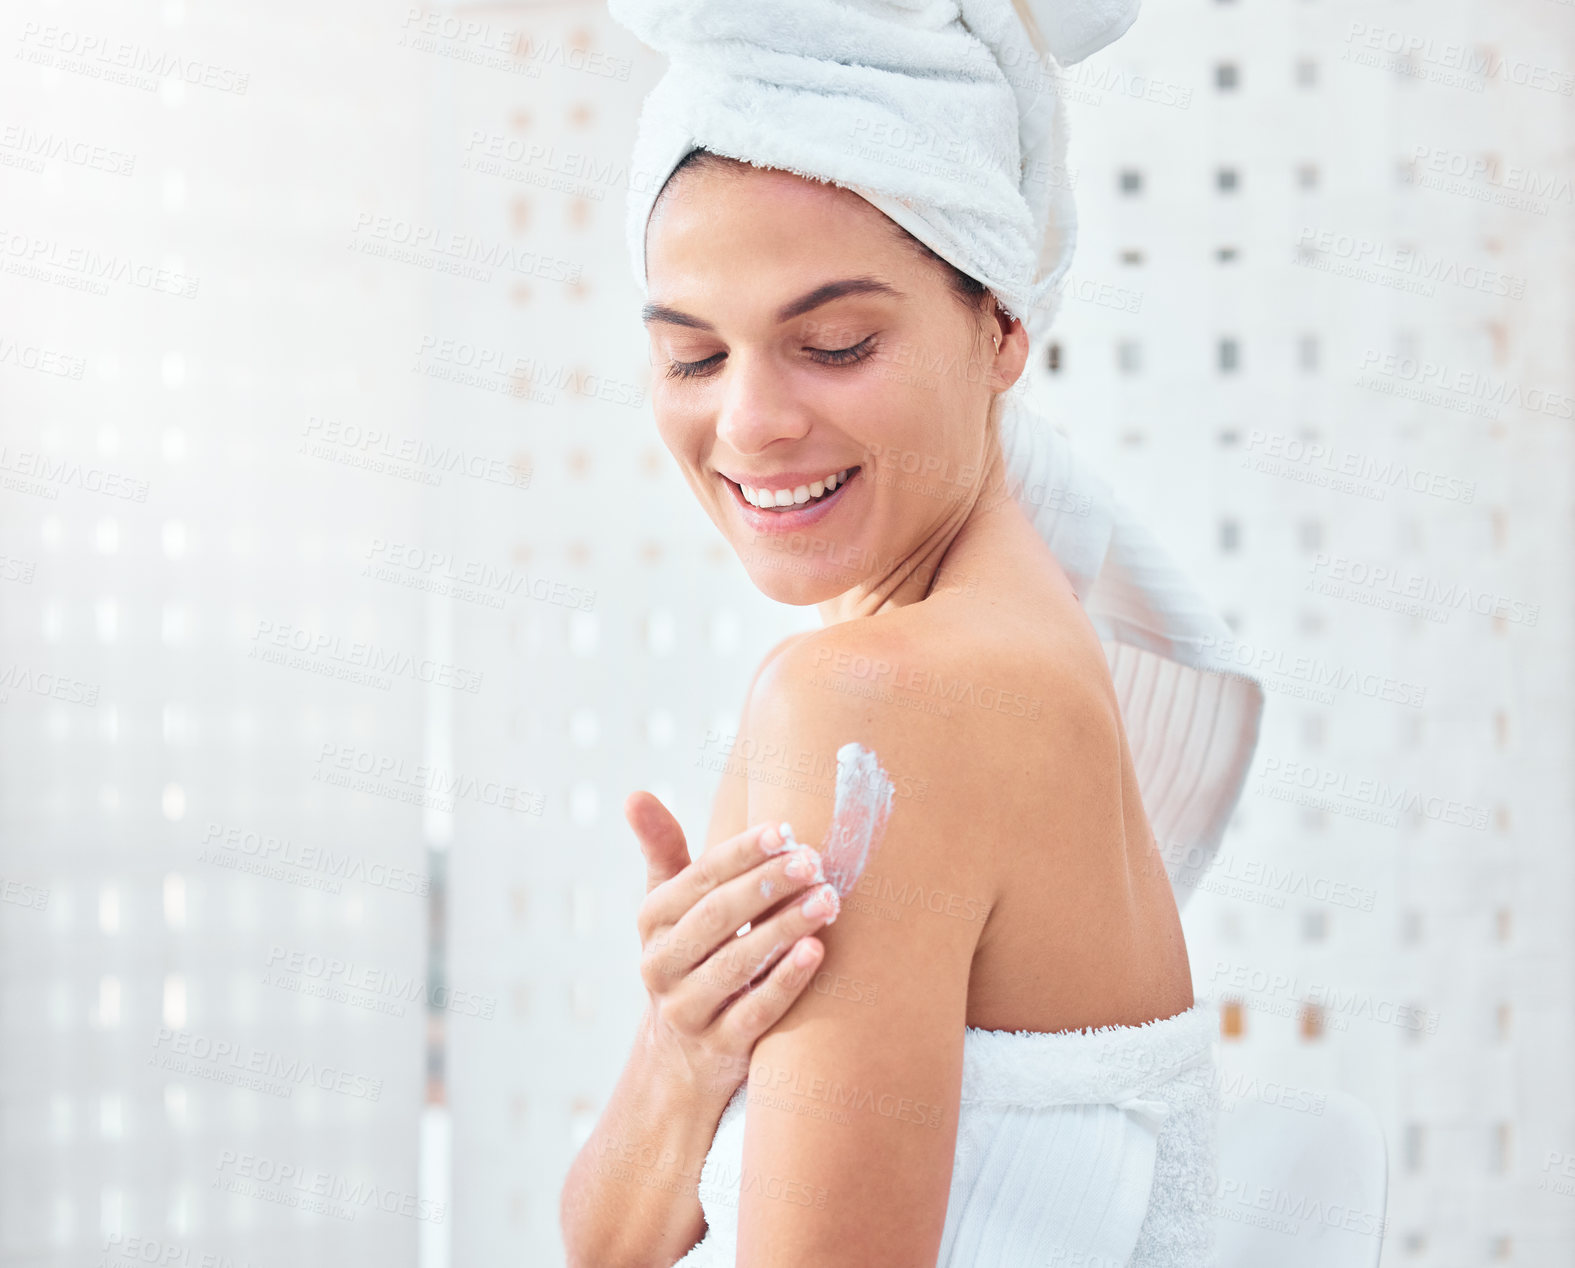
[737,546,851,605]
[705,465,877,603]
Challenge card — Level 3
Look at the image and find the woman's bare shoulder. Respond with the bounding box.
[743,599,1180,1031]
[739,577,1197,1031]
[746,600,1124,846]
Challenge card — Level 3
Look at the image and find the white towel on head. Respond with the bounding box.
[611,0,1078,335]
[609,0,1265,900]
[1027,0,1142,66]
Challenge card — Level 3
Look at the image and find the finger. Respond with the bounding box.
[650,838,824,981]
[655,875,838,1033]
[710,936,824,1064]
[709,881,838,1004]
[643,843,821,994]
[641,817,798,933]
[625,790,690,893]
[645,837,825,1001]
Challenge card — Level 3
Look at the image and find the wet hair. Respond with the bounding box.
[654,148,995,323]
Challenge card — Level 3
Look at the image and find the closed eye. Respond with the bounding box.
[665,352,724,380]
[810,334,878,366]
[663,334,879,381]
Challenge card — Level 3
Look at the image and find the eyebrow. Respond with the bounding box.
[640,277,902,330]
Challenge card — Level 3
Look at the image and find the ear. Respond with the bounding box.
[988,307,1030,390]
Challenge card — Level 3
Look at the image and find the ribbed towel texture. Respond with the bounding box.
[673,1001,1221,1266]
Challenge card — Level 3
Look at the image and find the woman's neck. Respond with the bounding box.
[815,421,1022,627]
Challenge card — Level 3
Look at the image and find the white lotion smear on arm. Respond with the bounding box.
[817,742,896,897]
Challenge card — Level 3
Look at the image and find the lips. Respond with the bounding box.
[722,466,861,533]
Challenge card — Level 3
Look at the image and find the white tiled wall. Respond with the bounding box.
[1,2,437,1263]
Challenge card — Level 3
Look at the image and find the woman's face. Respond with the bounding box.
[641,160,1026,606]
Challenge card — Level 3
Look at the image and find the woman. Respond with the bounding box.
[561,2,1263,1265]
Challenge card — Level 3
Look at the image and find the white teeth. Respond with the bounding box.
[738,468,853,510]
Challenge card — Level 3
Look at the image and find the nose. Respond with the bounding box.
[713,350,812,457]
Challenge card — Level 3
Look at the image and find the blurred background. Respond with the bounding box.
[1,0,1570,1264]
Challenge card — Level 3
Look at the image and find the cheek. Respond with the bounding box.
[852,349,985,490]
[845,368,944,455]
[651,393,708,462]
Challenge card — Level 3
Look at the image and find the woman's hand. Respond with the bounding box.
[625,790,841,1100]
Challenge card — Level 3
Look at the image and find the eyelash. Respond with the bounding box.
[664,335,879,380]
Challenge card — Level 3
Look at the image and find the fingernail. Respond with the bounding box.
[801,883,840,922]
[760,823,785,854]
[779,821,798,849]
[793,939,818,968]
[784,847,823,881]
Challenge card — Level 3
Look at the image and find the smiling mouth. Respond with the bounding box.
[728,467,861,513]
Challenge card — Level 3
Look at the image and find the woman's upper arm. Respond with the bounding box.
[730,638,995,1267]
[701,629,817,853]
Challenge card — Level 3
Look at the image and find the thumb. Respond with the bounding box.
[624,790,691,893]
